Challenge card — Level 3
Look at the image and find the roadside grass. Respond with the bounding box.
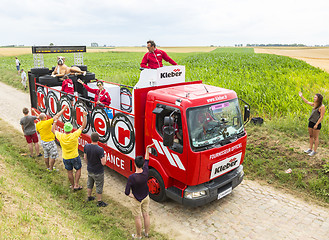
[0,119,167,240]
[244,123,329,205]
[0,69,29,93]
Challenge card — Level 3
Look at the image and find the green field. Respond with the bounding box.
[0,48,329,204]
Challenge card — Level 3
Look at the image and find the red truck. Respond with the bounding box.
[28,46,250,207]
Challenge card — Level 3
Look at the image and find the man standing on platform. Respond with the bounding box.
[140,40,177,69]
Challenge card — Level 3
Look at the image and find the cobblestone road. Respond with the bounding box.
[2,81,329,240]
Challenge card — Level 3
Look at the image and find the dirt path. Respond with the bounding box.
[1,82,329,240]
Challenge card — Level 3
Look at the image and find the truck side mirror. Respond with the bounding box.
[163,116,174,147]
[164,116,174,126]
[163,126,175,147]
[244,105,250,123]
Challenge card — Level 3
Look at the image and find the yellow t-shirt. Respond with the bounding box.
[55,129,82,159]
[36,119,55,142]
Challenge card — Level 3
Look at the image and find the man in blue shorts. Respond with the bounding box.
[84,132,107,207]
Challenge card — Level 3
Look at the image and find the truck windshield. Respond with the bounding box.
[187,98,244,151]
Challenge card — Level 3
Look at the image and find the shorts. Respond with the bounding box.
[16,65,20,71]
[308,121,322,130]
[25,133,39,143]
[87,172,104,194]
[41,140,58,159]
[63,156,82,171]
[132,195,150,217]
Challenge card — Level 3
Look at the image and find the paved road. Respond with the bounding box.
[1,81,329,240]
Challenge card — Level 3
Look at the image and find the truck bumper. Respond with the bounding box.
[166,165,244,207]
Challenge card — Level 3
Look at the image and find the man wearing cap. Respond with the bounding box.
[36,105,68,172]
[52,111,87,190]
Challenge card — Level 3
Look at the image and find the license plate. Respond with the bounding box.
[217,187,232,199]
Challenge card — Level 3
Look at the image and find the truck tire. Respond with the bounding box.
[31,67,50,76]
[80,72,95,83]
[39,75,62,87]
[148,169,167,202]
[72,65,87,71]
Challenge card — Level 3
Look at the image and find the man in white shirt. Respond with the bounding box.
[15,57,20,74]
[20,69,27,90]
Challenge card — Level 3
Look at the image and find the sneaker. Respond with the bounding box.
[87,196,95,202]
[97,201,108,207]
[37,153,43,157]
[47,167,59,173]
[308,151,316,156]
[131,234,142,239]
[142,230,149,238]
[304,149,312,154]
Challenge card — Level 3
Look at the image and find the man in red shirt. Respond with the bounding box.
[140,40,177,69]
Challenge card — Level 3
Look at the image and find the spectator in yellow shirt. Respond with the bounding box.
[52,111,87,190]
[36,105,68,172]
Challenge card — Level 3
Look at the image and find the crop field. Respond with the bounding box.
[255,47,329,72]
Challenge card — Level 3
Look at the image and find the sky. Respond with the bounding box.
[1,0,329,47]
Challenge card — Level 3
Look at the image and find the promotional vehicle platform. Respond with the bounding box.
[28,46,250,207]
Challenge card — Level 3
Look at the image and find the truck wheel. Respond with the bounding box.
[148,169,167,202]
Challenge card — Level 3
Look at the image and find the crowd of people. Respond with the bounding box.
[20,104,153,237]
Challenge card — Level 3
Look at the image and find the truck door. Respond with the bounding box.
[152,104,187,183]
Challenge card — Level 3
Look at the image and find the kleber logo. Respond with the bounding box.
[214,158,238,175]
[160,69,183,79]
[111,113,135,154]
[210,153,242,179]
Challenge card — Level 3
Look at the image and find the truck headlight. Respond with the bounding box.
[184,190,207,199]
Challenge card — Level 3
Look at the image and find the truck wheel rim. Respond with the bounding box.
[148,177,160,195]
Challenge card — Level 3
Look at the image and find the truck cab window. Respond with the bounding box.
[156,108,183,153]
[187,98,244,151]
